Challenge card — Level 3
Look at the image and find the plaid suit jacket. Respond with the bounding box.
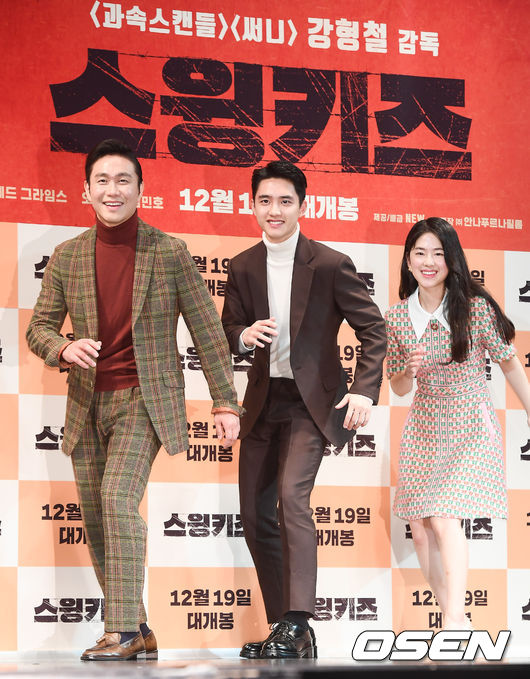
[26,218,240,456]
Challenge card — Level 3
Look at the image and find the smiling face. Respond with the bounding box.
[84,154,143,227]
[407,231,449,296]
[252,177,306,244]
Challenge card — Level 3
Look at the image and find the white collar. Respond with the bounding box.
[262,224,300,259]
[408,288,450,339]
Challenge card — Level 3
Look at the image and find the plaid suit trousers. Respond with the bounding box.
[71,386,160,631]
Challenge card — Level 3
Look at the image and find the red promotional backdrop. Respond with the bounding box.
[0,0,529,658]
[2,0,529,248]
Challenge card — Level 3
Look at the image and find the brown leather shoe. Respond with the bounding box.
[82,634,108,655]
[143,630,158,659]
[81,632,145,661]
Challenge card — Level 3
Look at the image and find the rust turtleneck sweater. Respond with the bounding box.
[94,211,140,392]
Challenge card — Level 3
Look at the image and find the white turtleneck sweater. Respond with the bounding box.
[239,225,300,378]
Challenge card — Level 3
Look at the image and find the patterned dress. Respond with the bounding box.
[385,295,515,521]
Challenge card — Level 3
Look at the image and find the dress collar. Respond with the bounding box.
[408,287,450,339]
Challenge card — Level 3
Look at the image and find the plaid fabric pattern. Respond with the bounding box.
[26,218,241,456]
[71,386,160,630]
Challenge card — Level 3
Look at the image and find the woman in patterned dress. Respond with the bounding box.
[385,217,530,630]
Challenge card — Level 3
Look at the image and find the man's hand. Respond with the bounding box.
[214,412,240,448]
[335,393,372,430]
[62,339,102,369]
[242,318,278,348]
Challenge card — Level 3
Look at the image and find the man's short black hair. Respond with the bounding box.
[85,139,143,188]
[251,161,307,205]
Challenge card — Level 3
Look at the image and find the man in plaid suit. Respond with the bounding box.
[26,139,241,660]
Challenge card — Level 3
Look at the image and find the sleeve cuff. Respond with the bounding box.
[58,341,73,367]
[211,406,241,417]
[238,330,255,353]
[352,394,373,406]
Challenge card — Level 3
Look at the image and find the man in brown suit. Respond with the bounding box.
[222,161,387,658]
[27,139,241,660]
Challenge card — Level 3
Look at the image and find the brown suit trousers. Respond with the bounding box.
[239,378,326,621]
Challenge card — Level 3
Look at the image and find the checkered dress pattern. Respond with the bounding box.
[385,296,515,521]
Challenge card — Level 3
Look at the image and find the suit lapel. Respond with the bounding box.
[248,241,270,320]
[132,219,155,326]
[77,228,99,339]
[290,233,315,346]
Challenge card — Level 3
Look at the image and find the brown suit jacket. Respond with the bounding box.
[222,233,387,448]
[26,218,240,456]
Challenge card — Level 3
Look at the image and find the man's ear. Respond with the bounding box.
[299,199,307,218]
[83,180,91,202]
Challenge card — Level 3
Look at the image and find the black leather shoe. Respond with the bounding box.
[260,620,317,658]
[240,623,281,658]
[240,640,264,659]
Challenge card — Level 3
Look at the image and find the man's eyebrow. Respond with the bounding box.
[93,171,133,178]
[257,193,294,199]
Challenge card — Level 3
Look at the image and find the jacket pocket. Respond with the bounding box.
[163,370,185,388]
